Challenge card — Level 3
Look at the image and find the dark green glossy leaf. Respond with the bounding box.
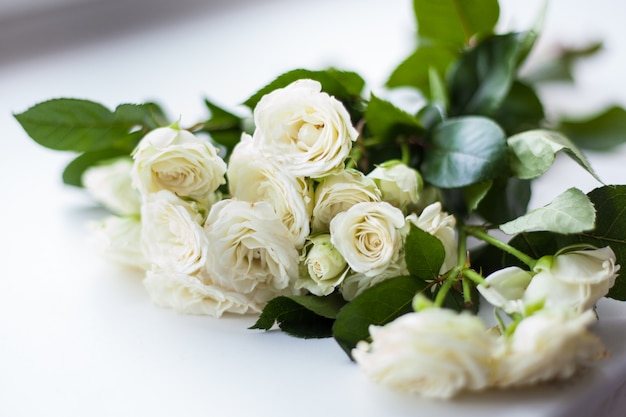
[364,94,424,144]
[447,33,531,117]
[413,0,499,47]
[249,293,346,339]
[558,106,626,151]
[62,150,132,187]
[462,180,492,213]
[422,116,508,188]
[416,103,445,130]
[405,223,445,280]
[243,68,365,110]
[14,98,151,152]
[476,177,531,224]
[493,81,544,134]
[332,276,428,358]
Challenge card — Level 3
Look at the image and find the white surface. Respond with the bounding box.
[1,1,625,416]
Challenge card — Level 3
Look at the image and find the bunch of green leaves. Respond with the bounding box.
[248,0,626,358]
[14,100,168,186]
[13,96,247,187]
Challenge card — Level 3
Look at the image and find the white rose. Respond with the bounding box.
[82,157,141,215]
[406,202,458,274]
[340,260,408,301]
[228,133,313,248]
[295,234,348,296]
[524,246,620,312]
[352,309,493,399]
[311,169,381,232]
[141,190,208,275]
[366,161,422,212]
[204,199,300,309]
[253,79,358,178]
[330,201,406,277]
[143,270,251,317]
[87,215,148,270]
[477,266,533,314]
[492,308,606,387]
[131,126,227,201]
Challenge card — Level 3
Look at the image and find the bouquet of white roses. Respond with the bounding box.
[14,0,626,399]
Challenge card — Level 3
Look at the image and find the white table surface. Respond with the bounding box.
[1,1,626,416]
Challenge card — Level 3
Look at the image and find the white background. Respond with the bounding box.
[1,1,625,416]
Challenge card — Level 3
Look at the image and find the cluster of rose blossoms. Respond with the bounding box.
[353,246,618,398]
[82,79,620,399]
[84,79,452,314]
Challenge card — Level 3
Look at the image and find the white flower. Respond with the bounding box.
[340,261,408,301]
[492,308,606,387]
[330,201,406,277]
[477,266,533,314]
[524,246,619,312]
[366,161,422,212]
[131,126,226,201]
[296,234,348,296]
[352,309,494,399]
[407,202,458,274]
[140,190,208,275]
[82,157,141,215]
[253,79,358,178]
[204,199,300,309]
[143,270,251,317]
[228,133,313,248]
[87,215,148,270]
[311,169,381,232]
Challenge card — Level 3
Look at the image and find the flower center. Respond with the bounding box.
[297,123,323,147]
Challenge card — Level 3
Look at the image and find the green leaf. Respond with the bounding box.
[62,150,132,187]
[114,102,168,130]
[14,98,153,152]
[587,186,626,300]
[405,223,445,280]
[249,293,346,339]
[506,185,626,300]
[508,129,601,182]
[447,33,532,117]
[332,276,428,358]
[500,187,596,235]
[493,81,544,134]
[243,68,365,110]
[428,65,449,109]
[416,104,445,130]
[475,177,531,224]
[364,94,424,144]
[201,98,243,152]
[558,106,626,151]
[413,0,499,47]
[422,116,507,188]
[385,45,457,97]
[462,180,493,213]
[388,0,500,98]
